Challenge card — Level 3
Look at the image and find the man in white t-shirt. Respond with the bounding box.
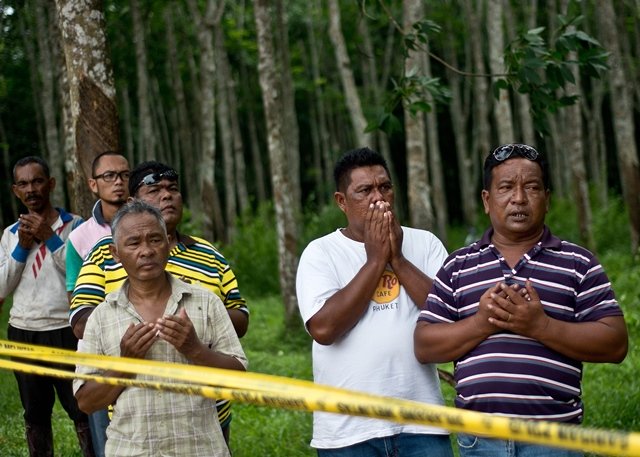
[296,147,453,456]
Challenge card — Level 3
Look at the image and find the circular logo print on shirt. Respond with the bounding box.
[372,270,400,304]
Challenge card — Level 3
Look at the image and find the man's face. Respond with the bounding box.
[111,212,169,282]
[12,163,55,213]
[335,165,394,234]
[134,178,183,230]
[89,155,130,205]
[482,158,550,240]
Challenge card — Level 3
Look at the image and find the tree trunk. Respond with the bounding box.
[275,0,301,211]
[215,26,237,241]
[403,0,434,231]
[503,0,534,145]
[163,5,192,182]
[443,23,477,226]
[55,0,119,217]
[18,9,47,166]
[34,0,64,207]
[560,0,595,251]
[130,0,155,162]
[423,40,448,243]
[596,0,640,253]
[254,0,299,321]
[327,0,373,148]
[119,84,135,165]
[306,5,333,203]
[487,0,514,143]
[465,0,492,187]
[186,0,225,242]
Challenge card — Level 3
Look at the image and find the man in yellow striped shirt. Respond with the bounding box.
[70,161,248,446]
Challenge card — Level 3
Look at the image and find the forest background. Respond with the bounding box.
[0,1,639,455]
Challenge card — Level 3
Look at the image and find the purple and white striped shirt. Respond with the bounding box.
[419,226,623,423]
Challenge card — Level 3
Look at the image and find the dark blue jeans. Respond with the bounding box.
[457,434,583,457]
[317,433,453,457]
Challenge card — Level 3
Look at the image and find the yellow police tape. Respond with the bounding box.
[1,339,638,456]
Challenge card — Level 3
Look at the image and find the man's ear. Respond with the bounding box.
[481,189,490,215]
[334,192,346,213]
[109,243,120,263]
[88,178,98,195]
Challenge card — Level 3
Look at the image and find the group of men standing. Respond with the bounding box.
[0,144,630,457]
[1,153,248,457]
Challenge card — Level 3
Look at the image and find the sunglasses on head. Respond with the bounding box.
[492,144,539,162]
[134,170,179,192]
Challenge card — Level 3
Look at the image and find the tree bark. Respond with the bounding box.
[327,0,373,148]
[130,0,155,162]
[215,26,237,241]
[55,0,119,218]
[596,0,640,253]
[422,39,448,243]
[275,0,301,211]
[186,0,225,242]
[402,0,434,231]
[34,0,64,206]
[559,0,594,251]
[487,0,515,143]
[443,18,477,226]
[465,0,491,186]
[254,0,299,321]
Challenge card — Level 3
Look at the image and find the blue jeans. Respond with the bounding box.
[457,434,583,457]
[88,409,109,457]
[317,433,453,457]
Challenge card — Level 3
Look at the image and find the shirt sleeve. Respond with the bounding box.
[66,239,83,292]
[0,228,26,298]
[70,255,107,324]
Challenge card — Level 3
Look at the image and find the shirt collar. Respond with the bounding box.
[110,273,193,309]
[92,200,108,226]
[474,225,561,251]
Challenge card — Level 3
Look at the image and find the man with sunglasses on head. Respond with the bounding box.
[65,151,130,457]
[70,161,249,449]
[414,144,628,457]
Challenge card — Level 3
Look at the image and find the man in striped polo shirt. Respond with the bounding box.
[70,161,248,448]
[415,144,628,457]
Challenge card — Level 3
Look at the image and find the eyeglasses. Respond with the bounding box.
[492,144,539,162]
[93,170,130,182]
[134,170,179,192]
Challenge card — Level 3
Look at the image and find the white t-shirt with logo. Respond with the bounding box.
[296,227,449,449]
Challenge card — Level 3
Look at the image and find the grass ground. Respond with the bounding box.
[0,273,637,456]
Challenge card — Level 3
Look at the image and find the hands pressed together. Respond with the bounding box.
[363,200,403,266]
[120,307,203,361]
[476,280,550,339]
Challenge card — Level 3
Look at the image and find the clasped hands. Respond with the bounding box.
[477,280,551,339]
[120,307,203,361]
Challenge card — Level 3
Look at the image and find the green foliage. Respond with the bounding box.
[501,13,609,136]
[222,203,280,298]
[366,19,451,135]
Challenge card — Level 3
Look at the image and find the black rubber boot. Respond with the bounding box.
[25,421,53,457]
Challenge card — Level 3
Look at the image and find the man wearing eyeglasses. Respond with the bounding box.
[414,144,628,457]
[65,151,130,457]
[66,151,130,302]
[70,160,248,449]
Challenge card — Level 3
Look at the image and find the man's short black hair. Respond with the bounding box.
[128,161,178,196]
[91,151,126,176]
[13,156,50,181]
[483,144,551,190]
[333,147,391,192]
